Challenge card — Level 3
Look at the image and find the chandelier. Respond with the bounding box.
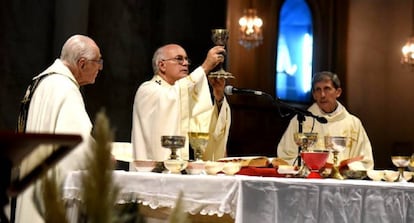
[238,8,263,49]
[401,0,414,65]
[401,37,414,65]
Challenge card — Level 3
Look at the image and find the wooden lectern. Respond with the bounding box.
[0,131,82,223]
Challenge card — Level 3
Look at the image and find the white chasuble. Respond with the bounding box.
[15,59,93,223]
[132,67,230,162]
[277,102,374,170]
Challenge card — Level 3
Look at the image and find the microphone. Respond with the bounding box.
[224,85,264,96]
[290,105,328,124]
[224,85,328,124]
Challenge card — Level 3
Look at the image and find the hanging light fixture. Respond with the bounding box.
[401,0,414,65]
[238,7,263,49]
[401,37,414,65]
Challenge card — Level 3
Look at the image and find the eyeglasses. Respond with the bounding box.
[88,59,103,70]
[88,59,103,66]
[161,56,191,65]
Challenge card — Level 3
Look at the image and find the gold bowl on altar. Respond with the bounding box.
[383,170,412,182]
[341,169,367,179]
[163,159,188,174]
[186,161,206,175]
[222,162,242,175]
[133,160,157,172]
[367,170,385,181]
[205,161,225,175]
[383,170,413,182]
[383,170,399,182]
[277,165,299,175]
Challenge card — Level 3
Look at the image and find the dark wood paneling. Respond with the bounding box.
[227,96,291,157]
[225,0,349,156]
[1,0,349,159]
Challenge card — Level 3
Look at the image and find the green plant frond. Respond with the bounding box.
[168,191,191,223]
[37,110,146,223]
[81,110,120,223]
[34,170,69,223]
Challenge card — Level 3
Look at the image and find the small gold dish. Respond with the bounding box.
[163,159,188,174]
[222,162,242,175]
[341,169,367,180]
[204,161,225,175]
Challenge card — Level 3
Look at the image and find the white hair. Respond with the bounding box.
[60,34,97,65]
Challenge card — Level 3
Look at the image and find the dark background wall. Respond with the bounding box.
[225,0,349,159]
[0,0,226,142]
[1,0,413,169]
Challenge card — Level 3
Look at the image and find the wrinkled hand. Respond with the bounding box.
[201,46,225,74]
[208,76,225,101]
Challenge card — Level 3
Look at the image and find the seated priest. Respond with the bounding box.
[276,71,374,170]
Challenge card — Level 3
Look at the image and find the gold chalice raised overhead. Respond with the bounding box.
[209,29,235,79]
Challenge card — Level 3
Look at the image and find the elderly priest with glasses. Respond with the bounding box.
[131,44,231,162]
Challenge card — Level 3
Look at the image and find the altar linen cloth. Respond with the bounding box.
[236,177,414,223]
[63,171,414,223]
[63,171,239,219]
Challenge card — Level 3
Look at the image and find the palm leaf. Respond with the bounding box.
[80,110,119,223]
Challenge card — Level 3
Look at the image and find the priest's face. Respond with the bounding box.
[77,45,103,86]
[312,79,342,113]
[159,44,190,85]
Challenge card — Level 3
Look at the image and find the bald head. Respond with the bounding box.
[59,34,102,86]
[60,34,100,66]
[152,44,185,74]
[151,44,190,84]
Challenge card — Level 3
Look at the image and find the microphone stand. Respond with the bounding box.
[272,98,327,124]
[296,113,305,167]
[255,91,326,124]
[270,98,327,168]
[251,91,327,168]
[225,87,327,169]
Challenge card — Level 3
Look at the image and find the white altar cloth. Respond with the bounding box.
[63,171,239,219]
[63,171,414,223]
[236,176,414,223]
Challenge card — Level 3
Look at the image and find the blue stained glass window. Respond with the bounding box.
[276,0,313,103]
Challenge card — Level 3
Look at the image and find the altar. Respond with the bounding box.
[63,170,414,223]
